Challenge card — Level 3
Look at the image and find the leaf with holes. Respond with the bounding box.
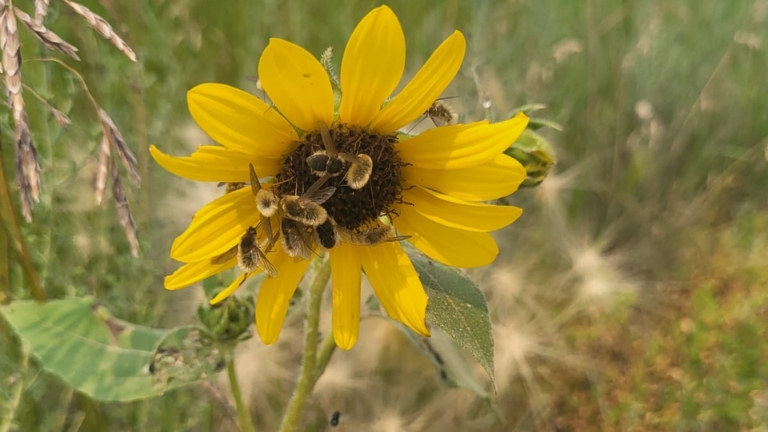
[408,251,496,387]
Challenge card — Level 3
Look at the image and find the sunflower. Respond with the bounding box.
[151,5,528,350]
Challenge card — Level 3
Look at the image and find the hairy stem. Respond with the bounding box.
[227,355,256,432]
[314,331,337,382]
[278,256,331,432]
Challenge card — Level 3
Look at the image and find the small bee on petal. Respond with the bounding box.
[211,226,277,277]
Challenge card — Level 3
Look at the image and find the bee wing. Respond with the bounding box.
[319,122,337,155]
[334,225,367,245]
[304,186,336,205]
[281,219,314,260]
[254,248,277,277]
[249,163,262,196]
[211,245,238,264]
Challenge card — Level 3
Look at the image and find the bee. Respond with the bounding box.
[212,226,277,277]
[249,164,277,247]
[306,123,373,190]
[316,218,338,249]
[425,99,457,127]
[218,182,246,193]
[344,153,373,190]
[280,218,316,260]
[334,223,409,246]
[280,186,336,226]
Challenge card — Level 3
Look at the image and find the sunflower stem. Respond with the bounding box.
[227,354,256,432]
[314,331,337,381]
[278,256,331,432]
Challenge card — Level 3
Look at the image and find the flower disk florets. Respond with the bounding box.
[274,124,404,231]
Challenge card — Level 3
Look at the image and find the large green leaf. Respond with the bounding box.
[0,297,222,402]
[408,251,496,387]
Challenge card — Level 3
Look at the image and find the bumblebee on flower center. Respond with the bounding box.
[275,123,404,232]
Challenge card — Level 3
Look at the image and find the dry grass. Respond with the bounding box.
[62,0,136,62]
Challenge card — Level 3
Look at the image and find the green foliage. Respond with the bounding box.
[409,251,496,386]
[0,297,170,401]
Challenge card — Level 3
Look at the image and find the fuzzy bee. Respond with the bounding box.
[249,164,277,248]
[280,186,336,226]
[324,221,409,247]
[315,218,338,249]
[306,123,373,190]
[424,99,457,127]
[280,218,316,260]
[212,226,277,277]
[336,224,408,246]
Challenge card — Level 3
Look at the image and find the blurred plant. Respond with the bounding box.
[0,0,139,261]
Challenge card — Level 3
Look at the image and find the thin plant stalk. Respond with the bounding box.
[314,331,336,381]
[277,256,332,432]
[0,142,45,301]
[227,355,256,432]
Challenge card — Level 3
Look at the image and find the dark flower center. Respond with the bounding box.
[274,124,404,230]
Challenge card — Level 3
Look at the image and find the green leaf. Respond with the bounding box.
[0,297,220,402]
[527,117,563,131]
[408,251,496,387]
[508,103,547,117]
[395,322,490,398]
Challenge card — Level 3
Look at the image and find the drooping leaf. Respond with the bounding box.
[0,297,222,402]
[395,321,489,397]
[408,251,496,387]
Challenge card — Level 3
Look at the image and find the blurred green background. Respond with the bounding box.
[1,0,767,430]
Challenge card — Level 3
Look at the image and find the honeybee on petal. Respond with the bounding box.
[249,164,277,247]
[212,226,277,277]
[425,99,457,127]
[334,224,409,246]
[280,218,316,260]
[219,182,246,193]
[255,188,279,217]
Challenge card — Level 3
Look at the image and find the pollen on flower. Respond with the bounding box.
[274,124,406,231]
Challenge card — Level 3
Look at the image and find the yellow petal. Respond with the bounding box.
[397,113,529,169]
[209,271,262,305]
[258,38,334,132]
[164,256,237,290]
[403,186,522,232]
[255,249,311,344]
[339,6,405,127]
[370,31,465,133]
[187,83,297,155]
[403,154,527,201]
[360,241,429,336]
[171,187,259,262]
[396,205,499,268]
[150,145,281,183]
[330,244,362,350]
